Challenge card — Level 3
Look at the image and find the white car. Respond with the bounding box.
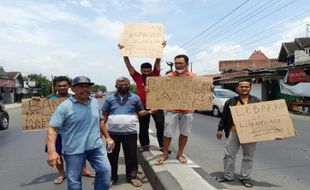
[211,89,238,117]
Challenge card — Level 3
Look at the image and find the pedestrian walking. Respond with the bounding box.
[47,76,112,190]
[45,76,95,185]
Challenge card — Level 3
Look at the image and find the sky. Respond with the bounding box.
[0,0,309,91]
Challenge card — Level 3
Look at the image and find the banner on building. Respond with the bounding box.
[280,80,310,97]
[0,79,15,88]
[287,69,310,83]
[21,98,65,131]
[120,23,164,58]
[146,76,213,110]
[230,99,295,144]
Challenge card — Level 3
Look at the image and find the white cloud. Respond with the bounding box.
[256,16,310,59]
[93,17,124,40]
[138,0,177,16]
[256,41,281,59]
[0,27,49,45]
[163,45,186,60]
[192,44,242,75]
[79,0,92,8]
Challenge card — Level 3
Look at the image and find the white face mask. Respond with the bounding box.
[176,68,186,74]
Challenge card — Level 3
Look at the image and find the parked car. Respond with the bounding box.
[212,89,238,117]
[0,101,9,130]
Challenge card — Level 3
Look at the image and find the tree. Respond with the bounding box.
[91,84,107,92]
[129,84,136,94]
[27,74,52,97]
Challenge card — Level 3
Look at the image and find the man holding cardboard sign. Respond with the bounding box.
[118,41,166,151]
[156,54,197,165]
[216,79,261,188]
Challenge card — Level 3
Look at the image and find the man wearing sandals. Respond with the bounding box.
[216,79,260,188]
[47,76,112,190]
[156,54,196,165]
[45,76,95,185]
[101,77,156,187]
[118,42,166,152]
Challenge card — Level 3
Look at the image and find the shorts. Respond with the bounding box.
[164,112,193,137]
[45,134,62,154]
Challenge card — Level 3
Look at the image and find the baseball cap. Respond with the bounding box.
[72,76,94,86]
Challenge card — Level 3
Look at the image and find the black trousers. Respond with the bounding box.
[138,109,164,147]
[108,134,138,181]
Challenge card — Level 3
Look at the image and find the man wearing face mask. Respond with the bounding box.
[156,54,197,165]
[101,77,156,187]
[118,42,166,151]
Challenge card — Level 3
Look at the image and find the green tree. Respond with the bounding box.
[129,84,136,94]
[91,84,107,92]
[27,74,52,97]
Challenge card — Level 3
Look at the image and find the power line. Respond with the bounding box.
[189,0,298,60]
[179,0,251,49]
[186,0,280,54]
[191,21,305,64]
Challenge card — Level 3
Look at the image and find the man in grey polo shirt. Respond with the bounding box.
[46,76,113,190]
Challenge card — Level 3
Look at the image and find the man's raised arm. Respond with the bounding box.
[118,44,135,76]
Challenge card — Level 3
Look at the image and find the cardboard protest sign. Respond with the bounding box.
[21,98,66,131]
[146,76,213,110]
[230,99,295,144]
[120,23,164,58]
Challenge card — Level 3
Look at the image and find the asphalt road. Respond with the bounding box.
[3,99,309,190]
[167,112,310,190]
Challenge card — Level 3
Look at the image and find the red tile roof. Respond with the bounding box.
[6,72,20,80]
[248,50,269,60]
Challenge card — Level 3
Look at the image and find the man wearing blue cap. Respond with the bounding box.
[47,76,113,190]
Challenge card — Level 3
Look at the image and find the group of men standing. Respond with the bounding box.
[46,41,200,190]
[46,41,265,190]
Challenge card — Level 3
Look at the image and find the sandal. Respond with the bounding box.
[54,175,65,184]
[82,171,96,178]
[155,156,168,165]
[216,176,233,182]
[240,178,253,188]
[176,155,187,163]
[130,178,142,187]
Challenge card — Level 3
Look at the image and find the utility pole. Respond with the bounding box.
[190,62,192,72]
[51,75,54,95]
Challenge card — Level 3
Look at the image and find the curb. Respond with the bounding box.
[138,149,182,190]
[137,135,227,190]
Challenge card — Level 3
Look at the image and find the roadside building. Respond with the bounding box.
[7,72,24,103]
[0,67,16,104]
[215,50,285,100]
[214,37,310,115]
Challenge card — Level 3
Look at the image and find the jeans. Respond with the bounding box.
[63,146,111,190]
[138,109,164,147]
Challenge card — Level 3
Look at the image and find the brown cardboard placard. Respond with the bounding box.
[146,76,213,110]
[21,98,66,131]
[120,23,164,58]
[230,99,295,143]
